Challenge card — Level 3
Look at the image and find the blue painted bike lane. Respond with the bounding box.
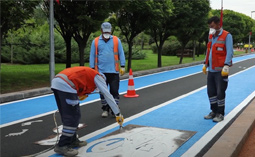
[65,61,255,157]
[1,54,255,126]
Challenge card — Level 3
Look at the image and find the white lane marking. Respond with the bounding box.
[21,120,43,126]
[0,111,57,128]
[5,129,28,137]
[0,93,53,106]
[182,90,255,157]
[1,54,254,106]
[0,72,201,128]
[39,65,255,157]
[1,57,254,128]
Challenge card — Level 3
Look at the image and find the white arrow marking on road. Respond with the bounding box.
[5,129,29,137]
[21,120,43,126]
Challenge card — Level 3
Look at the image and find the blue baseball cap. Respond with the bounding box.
[101,22,112,33]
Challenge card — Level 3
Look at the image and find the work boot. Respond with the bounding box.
[70,139,87,148]
[101,105,110,118]
[101,111,108,118]
[54,145,78,156]
[213,114,224,122]
[204,112,216,119]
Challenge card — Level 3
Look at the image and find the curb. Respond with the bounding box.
[0,87,52,104]
[204,97,255,157]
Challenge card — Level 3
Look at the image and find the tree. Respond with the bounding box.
[44,1,124,66]
[43,1,75,68]
[1,0,39,39]
[1,18,74,64]
[197,29,209,56]
[0,0,39,63]
[147,0,174,67]
[211,9,254,44]
[115,0,156,71]
[171,0,210,64]
[252,25,255,44]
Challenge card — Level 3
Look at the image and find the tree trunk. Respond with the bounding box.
[179,47,184,64]
[78,43,86,66]
[64,36,72,68]
[10,33,14,64]
[157,42,164,68]
[141,35,144,50]
[73,34,90,66]
[127,41,133,71]
[197,42,201,57]
[0,36,2,65]
[193,40,196,61]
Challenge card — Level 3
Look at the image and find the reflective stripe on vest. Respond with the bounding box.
[205,34,213,66]
[94,36,119,72]
[55,73,76,89]
[215,40,226,44]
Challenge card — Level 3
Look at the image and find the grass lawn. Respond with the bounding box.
[1,64,79,93]
[1,50,245,94]
[131,50,205,71]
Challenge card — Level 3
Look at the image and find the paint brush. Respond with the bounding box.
[119,124,125,133]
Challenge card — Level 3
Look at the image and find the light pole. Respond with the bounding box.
[49,0,55,86]
[251,11,255,19]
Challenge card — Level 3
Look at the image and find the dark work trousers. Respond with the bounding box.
[100,73,120,111]
[52,89,81,147]
[207,72,228,115]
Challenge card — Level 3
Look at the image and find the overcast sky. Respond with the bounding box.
[210,0,255,19]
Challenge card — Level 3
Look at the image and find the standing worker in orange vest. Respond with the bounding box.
[51,66,124,156]
[90,22,126,118]
[203,16,233,122]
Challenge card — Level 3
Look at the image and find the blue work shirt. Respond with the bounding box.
[89,35,126,74]
[208,29,233,72]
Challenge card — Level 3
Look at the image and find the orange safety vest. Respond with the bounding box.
[94,35,119,72]
[205,30,231,71]
[55,67,99,96]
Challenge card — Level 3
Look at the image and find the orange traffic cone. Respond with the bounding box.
[124,69,139,98]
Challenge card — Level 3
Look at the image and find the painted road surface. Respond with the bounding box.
[1,54,255,157]
[1,54,254,125]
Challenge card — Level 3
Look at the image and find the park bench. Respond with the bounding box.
[176,49,193,57]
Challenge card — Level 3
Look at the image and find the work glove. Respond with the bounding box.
[221,65,229,76]
[202,64,207,74]
[120,67,125,76]
[115,113,124,126]
[78,95,88,101]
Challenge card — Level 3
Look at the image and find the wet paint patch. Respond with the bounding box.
[35,123,87,145]
[78,124,196,157]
